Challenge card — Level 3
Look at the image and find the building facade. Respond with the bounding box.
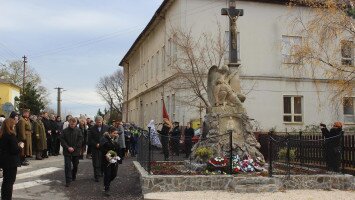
[0,78,20,116]
[119,0,355,131]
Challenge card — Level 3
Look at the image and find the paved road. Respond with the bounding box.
[1,155,143,200]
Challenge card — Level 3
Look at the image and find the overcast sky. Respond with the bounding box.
[0,0,163,118]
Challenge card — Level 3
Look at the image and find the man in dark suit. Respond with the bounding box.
[60,117,83,187]
[184,122,194,158]
[88,116,109,182]
[171,122,181,156]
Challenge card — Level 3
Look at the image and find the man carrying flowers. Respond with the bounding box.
[100,126,120,196]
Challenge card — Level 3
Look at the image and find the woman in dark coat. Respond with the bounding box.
[184,123,194,158]
[0,118,24,200]
[158,118,172,161]
[100,127,120,196]
[320,122,342,172]
[78,118,88,160]
[55,116,63,155]
[49,115,59,156]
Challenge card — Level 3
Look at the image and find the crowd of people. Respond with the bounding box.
[0,109,143,198]
[0,109,344,199]
[147,118,195,161]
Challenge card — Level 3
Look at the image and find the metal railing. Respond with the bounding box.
[136,129,234,175]
[265,130,355,177]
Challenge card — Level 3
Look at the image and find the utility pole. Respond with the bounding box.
[109,97,113,122]
[22,55,27,94]
[55,87,63,118]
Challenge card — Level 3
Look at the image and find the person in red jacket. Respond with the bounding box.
[320,122,342,172]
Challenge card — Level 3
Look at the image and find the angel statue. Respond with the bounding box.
[207,65,245,108]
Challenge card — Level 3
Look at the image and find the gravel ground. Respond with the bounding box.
[144,190,355,200]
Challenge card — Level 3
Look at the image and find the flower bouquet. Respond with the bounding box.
[106,150,121,165]
[207,156,228,172]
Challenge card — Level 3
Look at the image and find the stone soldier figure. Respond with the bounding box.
[17,109,32,165]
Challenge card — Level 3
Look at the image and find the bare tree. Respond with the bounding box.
[169,25,228,108]
[0,60,41,86]
[288,0,355,101]
[96,69,124,112]
[0,60,50,108]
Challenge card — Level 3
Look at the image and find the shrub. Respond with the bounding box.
[277,148,296,161]
[195,147,213,162]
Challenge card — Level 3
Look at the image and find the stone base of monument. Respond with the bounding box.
[134,161,355,195]
[190,106,265,165]
[184,160,207,172]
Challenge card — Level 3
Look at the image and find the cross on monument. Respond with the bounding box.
[221,0,244,67]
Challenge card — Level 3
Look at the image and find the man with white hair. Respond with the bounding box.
[88,116,109,182]
[113,120,125,164]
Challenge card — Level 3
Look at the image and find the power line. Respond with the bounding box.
[62,98,105,108]
[25,1,225,59]
[0,42,18,58]
[29,26,143,58]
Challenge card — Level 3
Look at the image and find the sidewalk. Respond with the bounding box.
[144,190,355,200]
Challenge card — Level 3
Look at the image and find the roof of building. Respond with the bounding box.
[0,78,21,89]
[0,78,11,84]
[118,0,291,66]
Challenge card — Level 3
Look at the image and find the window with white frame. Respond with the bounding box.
[282,35,302,64]
[151,55,154,79]
[156,51,160,78]
[140,65,144,86]
[341,40,353,66]
[166,95,170,114]
[343,97,355,123]
[172,93,175,120]
[134,71,138,90]
[168,38,177,64]
[161,46,165,71]
[224,31,240,62]
[283,96,303,123]
[145,61,149,83]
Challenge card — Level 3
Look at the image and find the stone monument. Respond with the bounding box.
[190,0,265,165]
[190,64,265,164]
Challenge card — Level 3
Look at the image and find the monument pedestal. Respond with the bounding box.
[191,106,265,164]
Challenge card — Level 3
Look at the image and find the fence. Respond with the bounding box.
[257,131,355,177]
[137,130,150,172]
[137,128,235,175]
[137,129,355,176]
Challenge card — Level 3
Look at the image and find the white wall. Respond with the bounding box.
[122,0,354,130]
[10,89,19,105]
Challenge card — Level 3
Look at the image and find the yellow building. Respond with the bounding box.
[0,78,20,116]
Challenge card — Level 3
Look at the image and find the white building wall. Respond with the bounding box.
[122,0,354,130]
[10,89,20,106]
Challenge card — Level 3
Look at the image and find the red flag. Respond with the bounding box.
[162,99,170,120]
